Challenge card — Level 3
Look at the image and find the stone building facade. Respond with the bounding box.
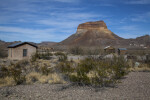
[8,42,37,60]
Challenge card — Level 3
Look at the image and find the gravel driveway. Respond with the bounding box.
[0,72,150,100]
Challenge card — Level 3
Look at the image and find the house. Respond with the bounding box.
[118,48,127,55]
[104,46,115,54]
[8,42,38,60]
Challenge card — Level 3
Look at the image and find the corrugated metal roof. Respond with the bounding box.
[104,46,111,49]
[8,42,38,48]
[104,46,115,49]
[118,48,127,50]
[8,42,23,48]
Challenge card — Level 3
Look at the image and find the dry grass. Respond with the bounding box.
[0,77,16,87]
[87,71,97,79]
[129,67,150,72]
[25,72,41,84]
[0,72,66,87]
[26,72,66,84]
[48,73,66,84]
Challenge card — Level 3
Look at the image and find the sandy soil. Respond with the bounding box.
[0,72,150,100]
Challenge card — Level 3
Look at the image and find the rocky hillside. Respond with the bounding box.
[38,41,57,47]
[59,21,150,48]
[59,21,123,47]
[0,40,22,58]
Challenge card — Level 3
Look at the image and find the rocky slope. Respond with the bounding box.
[38,41,57,47]
[0,40,22,58]
[59,21,123,47]
[59,21,150,48]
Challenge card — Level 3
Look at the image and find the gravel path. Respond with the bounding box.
[0,72,150,100]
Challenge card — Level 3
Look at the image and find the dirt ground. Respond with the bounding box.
[0,72,150,100]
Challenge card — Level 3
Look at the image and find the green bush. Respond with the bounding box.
[0,66,9,78]
[31,53,39,62]
[58,54,67,62]
[40,64,52,75]
[111,56,129,79]
[70,46,84,55]
[60,57,129,86]
[0,61,28,85]
[6,63,25,85]
[54,52,65,56]
[56,62,74,74]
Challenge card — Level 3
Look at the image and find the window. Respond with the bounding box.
[23,49,27,57]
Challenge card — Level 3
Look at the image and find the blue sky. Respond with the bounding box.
[0,0,150,43]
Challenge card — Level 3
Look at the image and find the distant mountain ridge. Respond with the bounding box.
[0,21,150,49]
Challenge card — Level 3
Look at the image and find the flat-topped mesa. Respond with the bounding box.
[77,20,107,30]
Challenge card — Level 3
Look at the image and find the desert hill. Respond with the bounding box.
[0,40,21,57]
[59,21,123,47]
[58,21,150,48]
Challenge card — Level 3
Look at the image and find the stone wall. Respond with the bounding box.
[8,44,37,60]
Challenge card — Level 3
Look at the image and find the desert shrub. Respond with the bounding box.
[70,46,84,55]
[148,62,150,68]
[46,51,53,56]
[0,48,7,58]
[0,66,9,78]
[0,60,28,85]
[56,62,74,74]
[111,56,129,79]
[26,72,66,84]
[48,73,66,84]
[54,52,65,56]
[40,64,52,75]
[58,54,67,62]
[25,72,41,84]
[86,48,101,55]
[8,63,25,85]
[0,77,16,87]
[54,52,68,62]
[39,53,53,60]
[60,57,129,86]
[31,53,39,62]
[32,51,53,60]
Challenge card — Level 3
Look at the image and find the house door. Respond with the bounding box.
[23,49,27,57]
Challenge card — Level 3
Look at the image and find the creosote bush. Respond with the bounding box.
[0,61,27,85]
[31,53,39,62]
[59,56,129,86]
[40,64,52,75]
[54,52,67,62]
[70,46,84,55]
[31,52,53,61]
[56,62,75,74]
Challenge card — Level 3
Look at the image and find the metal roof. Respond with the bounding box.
[118,48,127,50]
[8,42,38,48]
[104,46,115,49]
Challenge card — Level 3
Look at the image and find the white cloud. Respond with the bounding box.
[131,12,150,22]
[53,0,79,3]
[125,0,150,4]
[0,26,55,38]
[0,26,74,42]
[37,12,105,28]
[118,25,138,31]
